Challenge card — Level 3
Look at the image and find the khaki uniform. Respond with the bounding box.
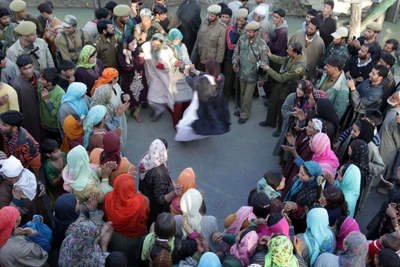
[55,29,92,64]
[134,21,165,46]
[266,54,307,131]
[93,34,119,68]
[191,19,226,64]
[11,14,44,37]
[0,23,18,52]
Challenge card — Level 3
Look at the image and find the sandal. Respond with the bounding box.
[134,115,143,123]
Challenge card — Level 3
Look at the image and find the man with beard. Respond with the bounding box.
[0,8,17,52]
[191,5,226,70]
[317,1,336,48]
[9,0,43,38]
[377,53,396,112]
[289,17,325,80]
[112,5,135,45]
[348,22,382,62]
[319,27,349,68]
[154,0,181,31]
[302,9,318,31]
[176,0,201,56]
[93,19,118,69]
[55,15,92,64]
[344,43,375,86]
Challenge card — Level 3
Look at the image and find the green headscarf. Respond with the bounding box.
[264,235,299,267]
[91,85,113,114]
[76,45,97,69]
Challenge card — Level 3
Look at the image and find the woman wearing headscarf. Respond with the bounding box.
[284,161,322,233]
[265,235,306,267]
[60,114,85,153]
[198,252,222,267]
[221,229,259,267]
[314,232,368,267]
[318,186,349,226]
[333,216,360,254]
[83,105,108,153]
[257,170,285,214]
[180,188,203,239]
[170,167,196,216]
[52,193,80,249]
[0,156,52,227]
[91,85,128,148]
[118,35,148,122]
[0,206,49,267]
[89,131,136,187]
[347,139,370,190]
[57,82,91,139]
[62,145,114,203]
[104,174,150,266]
[316,98,340,144]
[139,138,182,229]
[74,45,104,95]
[166,28,193,128]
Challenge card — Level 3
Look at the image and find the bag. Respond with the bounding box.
[257,81,265,97]
[26,214,52,243]
[249,42,264,76]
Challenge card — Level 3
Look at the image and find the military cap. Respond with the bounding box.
[9,0,26,12]
[245,21,260,31]
[61,15,77,28]
[140,8,152,19]
[113,4,130,17]
[366,22,382,32]
[14,21,36,36]
[234,8,248,19]
[207,5,222,15]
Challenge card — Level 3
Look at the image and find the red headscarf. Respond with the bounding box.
[0,206,19,248]
[104,174,150,238]
[100,131,121,170]
[90,68,119,96]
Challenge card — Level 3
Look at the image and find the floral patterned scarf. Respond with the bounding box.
[338,232,368,267]
[139,139,168,180]
[265,235,299,267]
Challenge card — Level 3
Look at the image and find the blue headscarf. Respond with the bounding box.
[168,28,183,58]
[83,105,107,148]
[304,207,335,266]
[198,252,222,267]
[284,161,322,201]
[52,193,80,248]
[61,82,89,116]
[335,164,361,218]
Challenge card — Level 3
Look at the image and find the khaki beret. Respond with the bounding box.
[14,21,36,36]
[113,4,130,17]
[245,21,260,31]
[9,0,27,12]
[207,5,222,15]
[366,22,382,32]
[234,8,248,19]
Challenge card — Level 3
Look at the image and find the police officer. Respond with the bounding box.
[93,19,118,69]
[9,0,43,37]
[112,4,135,45]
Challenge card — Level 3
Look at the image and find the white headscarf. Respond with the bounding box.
[0,156,37,200]
[180,188,202,239]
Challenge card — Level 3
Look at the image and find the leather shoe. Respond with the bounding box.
[272,131,281,137]
[238,118,247,124]
[259,121,275,127]
[234,111,240,116]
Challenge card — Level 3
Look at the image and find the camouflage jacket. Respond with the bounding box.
[320,42,349,68]
[232,35,269,83]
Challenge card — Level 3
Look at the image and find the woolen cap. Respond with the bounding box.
[9,0,26,12]
[254,5,267,16]
[234,8,248,19]
[61,15,78,27]
[366,22,382,32]
[245,21,260,31]
[113,4,130,17]
[14,21,36,36]
[331,27,348,39]
[207,5,221,15]
[140,8,152,18]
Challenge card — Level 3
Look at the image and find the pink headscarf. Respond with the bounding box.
[225,206,256,235]
[256,216,290,239]
[311,132,339,177]
[336,217,360,251]
[230,231,258,267]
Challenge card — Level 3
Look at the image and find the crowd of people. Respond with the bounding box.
[0,0,400,266]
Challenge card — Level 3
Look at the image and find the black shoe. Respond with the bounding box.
[151,112,163,122]
[238,118,247,124]
[264,102,268,107]
[142,103,148,109]
[259,121,275,127]
[272,131,281,137]
[261,95,267,99]
[234,111,240,116]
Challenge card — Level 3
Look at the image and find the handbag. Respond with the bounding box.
[249,41,264,76]
[26,214,53,243]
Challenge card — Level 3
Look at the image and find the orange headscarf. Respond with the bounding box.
[170,167,196,216]
[60,115,85,153]
[104,174,150,238]
[90,68,119,96]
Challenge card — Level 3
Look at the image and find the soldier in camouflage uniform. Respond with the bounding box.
[0,8,17,52]
[232,21,269,124]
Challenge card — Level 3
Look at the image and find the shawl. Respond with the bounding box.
[349,139,370,188]
[138,139,168,180]
[141,232,175,261]
[180,188,203,239]
[257,217,290,239]
[0,206,19,248]
[61,82,89,116]
[58,220,106,266]
[311,132,339,177]
[357,119,375,144]
[91,84,114,114]
[257,177,281,200]
[76,45,97,69]
[52,193,80,248]
[83,105,107,149]
[337,164,361,218]
[336,217,360,252]
[170,167,196,216]
[264,235,299,267]
[198,252,222,267]
[387,91,400,106]
[100,131,121,170]
[304,207,335,266]
[104,174,150,238]
[316,98,339,135]
[230,230,258,267]
[224,206,256,235]
[62,145,99,192]
[91,68,119,96]
[60,115,84,153]
[284,161,322,202]
[338,232,368,267]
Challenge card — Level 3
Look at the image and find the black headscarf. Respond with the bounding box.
[316,99,339,135]
[122,34,139,58]
[357,119,375,144]
[349,139,370,189]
